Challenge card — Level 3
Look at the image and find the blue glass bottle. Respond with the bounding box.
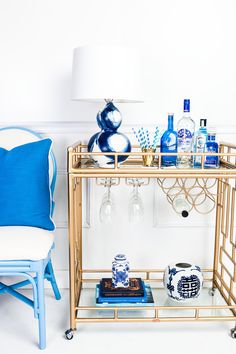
[194,119,208,168]
[204,130,219,168]
[161,114,178,167]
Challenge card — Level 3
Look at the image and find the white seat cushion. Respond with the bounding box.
[0,226,54,261]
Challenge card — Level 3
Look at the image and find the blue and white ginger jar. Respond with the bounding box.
[164,262,203,302]
[112,254,130,288]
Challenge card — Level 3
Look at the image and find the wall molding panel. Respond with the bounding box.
[1,121,236,135]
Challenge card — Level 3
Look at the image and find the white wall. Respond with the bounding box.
[0,0,236,287]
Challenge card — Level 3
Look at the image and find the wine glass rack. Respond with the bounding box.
[65,142,236,340]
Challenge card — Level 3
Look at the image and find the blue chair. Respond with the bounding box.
[0,126,61,349]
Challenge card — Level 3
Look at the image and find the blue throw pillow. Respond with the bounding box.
[0,138,55,231]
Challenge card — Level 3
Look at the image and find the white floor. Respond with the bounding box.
[0,289,235,354]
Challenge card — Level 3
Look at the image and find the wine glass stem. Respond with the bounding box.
[107,185,111,201]
[134,184,138,198]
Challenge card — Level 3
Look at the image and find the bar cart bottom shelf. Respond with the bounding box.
[65,284,236,339]
[75,286,235,321]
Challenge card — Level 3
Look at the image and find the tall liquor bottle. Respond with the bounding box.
[177,99,195,168]
[160,114,178,167]
[194,119,208,168]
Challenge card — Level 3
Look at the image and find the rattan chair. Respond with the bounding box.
[0,126,61,349]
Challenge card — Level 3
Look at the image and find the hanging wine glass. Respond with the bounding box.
[99,179,116,224]
[128,180,144,223]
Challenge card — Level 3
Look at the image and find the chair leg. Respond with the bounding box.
[37,262,46,350]
[45,259,61,300]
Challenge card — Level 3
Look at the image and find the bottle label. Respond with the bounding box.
[178,129,193,139]
[205,155,218,166]
[205,144,219,167]
[178,129,193,152]
[196,135,205,149]
[195,134,206,164]
[166,144,177,151]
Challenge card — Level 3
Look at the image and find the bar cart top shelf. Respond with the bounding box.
[68,141,236,178]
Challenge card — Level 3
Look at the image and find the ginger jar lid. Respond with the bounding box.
[114,254,127,262]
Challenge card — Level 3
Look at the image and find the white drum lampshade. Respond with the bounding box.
[71,45,143,103]
[71,45,143,167]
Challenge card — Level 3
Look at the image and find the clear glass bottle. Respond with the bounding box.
[204,129,219,168]
[160,114,178,167]
[177,99,195,168]
[194,119,208,168]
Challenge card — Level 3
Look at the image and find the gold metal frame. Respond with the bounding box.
[67,142,236,331]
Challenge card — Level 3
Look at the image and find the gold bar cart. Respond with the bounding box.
[65,142,236,340]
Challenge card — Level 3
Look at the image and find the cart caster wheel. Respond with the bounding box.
[65,329,74,340]
[230,328,236,339]
[209,288,216,296]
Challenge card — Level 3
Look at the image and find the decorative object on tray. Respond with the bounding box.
[96,283,154,306]
[71,45,143,167]
[112,254,130,288]
[132,126,159,167]
[100,278,144,297]
[164,262,203,302]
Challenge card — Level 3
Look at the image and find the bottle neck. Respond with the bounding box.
[183,111,191,119]
[168,115,174,130]
[200,119,207,128]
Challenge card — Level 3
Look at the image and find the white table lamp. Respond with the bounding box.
[71,45,143,166]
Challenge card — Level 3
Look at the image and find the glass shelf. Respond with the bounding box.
[76,284,235,322]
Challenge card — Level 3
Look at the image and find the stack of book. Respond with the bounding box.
[96,278,154,307]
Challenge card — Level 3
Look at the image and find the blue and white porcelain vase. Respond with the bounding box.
[164,262,203,302]
[88,102,131,167]
[112,254,130,288]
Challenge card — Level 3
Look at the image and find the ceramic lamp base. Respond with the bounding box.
[87,102,131,167]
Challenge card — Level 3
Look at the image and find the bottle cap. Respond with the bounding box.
[200,119,207,127]
[183,99,190,112]
[182,210,189,218]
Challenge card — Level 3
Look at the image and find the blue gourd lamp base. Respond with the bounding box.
[88,101,131,167]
